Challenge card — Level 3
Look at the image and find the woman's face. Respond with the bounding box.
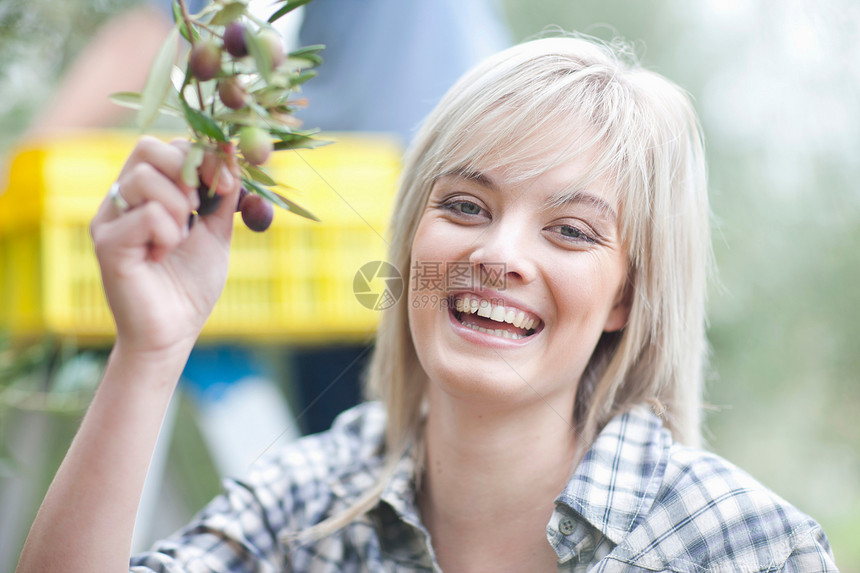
[407,154,630,410]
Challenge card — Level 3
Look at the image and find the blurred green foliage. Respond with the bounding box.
[502,0,860,568]
[0,0,137,149]
[0,0,857,570]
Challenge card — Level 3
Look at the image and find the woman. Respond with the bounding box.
[17,36,838,572]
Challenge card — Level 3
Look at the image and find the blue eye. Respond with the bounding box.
[560,225,584,239]
[443,200,483,216]
[553,224,595,244]
[457,202,482,215]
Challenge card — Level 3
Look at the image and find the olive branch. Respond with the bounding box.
[111,0,323,229]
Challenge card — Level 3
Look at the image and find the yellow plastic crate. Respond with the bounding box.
[0,131,402,344]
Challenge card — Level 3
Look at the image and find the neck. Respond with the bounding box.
[418,388,578,571]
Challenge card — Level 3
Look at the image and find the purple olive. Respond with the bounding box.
[240,193,274,232]
[189,40,221,81]
[218,77,248,109]
[223,22,249,58]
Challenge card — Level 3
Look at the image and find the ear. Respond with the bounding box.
[604,275,633,333]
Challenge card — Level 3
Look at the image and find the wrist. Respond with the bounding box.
[105,337,196,393]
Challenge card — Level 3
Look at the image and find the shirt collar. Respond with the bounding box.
[329,439,438,568]
[328,404,673,552]
[328,437,421,523]
[555,405,672,545]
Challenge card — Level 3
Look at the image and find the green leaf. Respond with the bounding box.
[172,0,199,42]
[243,178,320,222]
[180,99,229,143]
[110,91,143,108]
[215,108,258,125]
[182,144,205,188]
[272,130,330,151]
[288,69,317,88]
[268,0,314,23]
[244,28,271,83]
[138,26,179,131]
[289,44,325,59]
[110,91,183,117]
[251,85,290,108]
[288,44,324,67]
[211,2,247,26]
[243,164,277,186]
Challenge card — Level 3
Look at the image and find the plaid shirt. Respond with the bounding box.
[129,402,838,572]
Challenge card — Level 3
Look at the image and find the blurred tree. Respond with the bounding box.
[0,0,136,149]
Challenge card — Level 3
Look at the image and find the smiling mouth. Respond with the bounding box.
[450,295,542,340]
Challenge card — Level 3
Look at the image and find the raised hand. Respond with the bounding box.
[90,136,240,356]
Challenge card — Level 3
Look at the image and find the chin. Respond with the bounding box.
[419,352,541,406]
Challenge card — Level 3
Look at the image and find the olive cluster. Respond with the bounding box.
[188,21,284,168]
[114,0,323,232]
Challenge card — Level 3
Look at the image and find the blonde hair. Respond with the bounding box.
[300,34,711,540]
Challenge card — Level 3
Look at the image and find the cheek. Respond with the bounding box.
[548,253,627,329]
[408,217,470,299]
[407,219,446,341]
[411,216,464,259]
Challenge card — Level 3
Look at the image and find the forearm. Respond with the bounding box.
[16,341,193,573]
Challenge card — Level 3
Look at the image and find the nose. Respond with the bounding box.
[467,217,538,288]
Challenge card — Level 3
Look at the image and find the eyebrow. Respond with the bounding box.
[439,168,499,190]
[544,189,618,223]
[439,169,618,223]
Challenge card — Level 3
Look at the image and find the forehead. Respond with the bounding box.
[436,127,621,210]
[441,94,619,176]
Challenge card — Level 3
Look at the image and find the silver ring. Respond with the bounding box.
[108,181,130,214]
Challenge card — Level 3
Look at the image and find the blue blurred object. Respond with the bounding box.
[181,345,262,403]
[298,0,511,143]
[291,344,371,435]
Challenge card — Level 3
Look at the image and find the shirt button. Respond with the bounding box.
[559,517,575,536]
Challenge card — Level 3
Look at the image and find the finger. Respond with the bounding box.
[124,136,189,190]
[124,137,203,213]
[117,162,198,230]
[93,201,185,265]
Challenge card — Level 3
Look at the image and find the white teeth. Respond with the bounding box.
[490,305,506,322]
[453,295,540,333]
[513,311,526,328]
[461,321,525,340]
